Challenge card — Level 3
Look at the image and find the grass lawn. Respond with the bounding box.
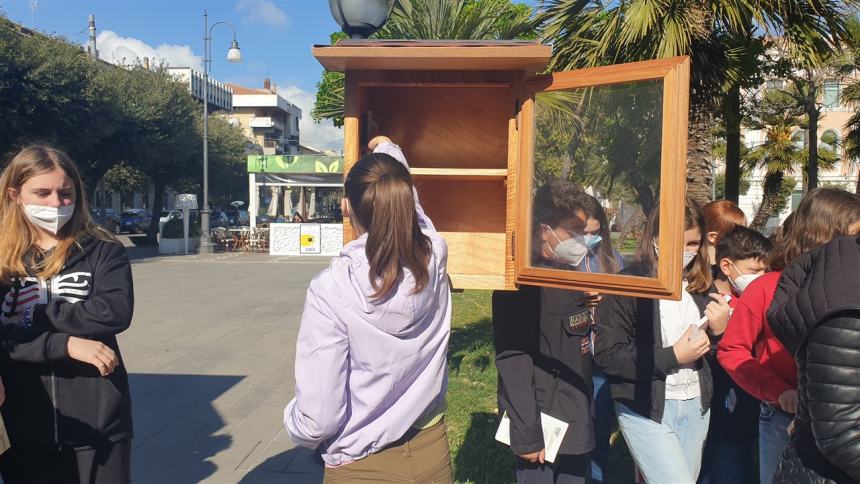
[446,290,635,484]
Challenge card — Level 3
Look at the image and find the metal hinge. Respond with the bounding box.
[511,231,516,260]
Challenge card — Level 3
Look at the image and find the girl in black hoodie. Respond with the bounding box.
[0,146,134,483]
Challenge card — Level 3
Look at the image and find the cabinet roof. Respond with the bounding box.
[312,40,551,72]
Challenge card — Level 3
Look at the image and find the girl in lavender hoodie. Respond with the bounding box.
[285,136,453,482]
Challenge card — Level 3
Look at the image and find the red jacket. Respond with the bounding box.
[717,271,797,407]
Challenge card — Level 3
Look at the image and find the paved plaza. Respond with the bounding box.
[121,244,329,483]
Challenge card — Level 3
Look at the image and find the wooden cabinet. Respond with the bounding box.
[313,40,690,299]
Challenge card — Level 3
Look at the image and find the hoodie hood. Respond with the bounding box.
[332,232,443,338]
[768,235,860,355]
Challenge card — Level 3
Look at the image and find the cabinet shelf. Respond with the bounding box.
[410,168,507,180]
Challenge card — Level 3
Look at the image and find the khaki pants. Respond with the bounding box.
[324,419,454,484]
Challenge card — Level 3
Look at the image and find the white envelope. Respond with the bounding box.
[495,411,569,463]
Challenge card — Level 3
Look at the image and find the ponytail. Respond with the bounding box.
[345,153,432,299]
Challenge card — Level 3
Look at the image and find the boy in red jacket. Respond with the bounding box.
[718,253,796,484]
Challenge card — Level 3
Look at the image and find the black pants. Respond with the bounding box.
[0,439,131,484]
[516,453,589,484]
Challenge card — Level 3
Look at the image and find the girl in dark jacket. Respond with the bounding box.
[0,146,134,483]
[594,199,730,484]
[768,229,860,484]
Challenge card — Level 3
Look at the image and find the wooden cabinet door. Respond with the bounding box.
[515,57,691,300]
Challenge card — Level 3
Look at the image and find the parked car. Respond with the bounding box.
[158,209,227,232]
[208,210,229,228]
[120,209,152,234]
[90,208,121,234]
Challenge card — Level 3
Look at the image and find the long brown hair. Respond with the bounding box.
[0,145,115,284]
[579,194,619,274]
[768,188,860,271]
[635,197,712,293]
[344,153,432,299]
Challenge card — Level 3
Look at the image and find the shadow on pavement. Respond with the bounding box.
[239,447,323,484]
[129,373,243,483]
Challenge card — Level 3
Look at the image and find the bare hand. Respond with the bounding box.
[519,449,545,464]
[705,293,731,336]
[585,291,602,308]
[67,336,118,376]
[367,135,391,150]
[778,389,798,414]
[673,326,710,365]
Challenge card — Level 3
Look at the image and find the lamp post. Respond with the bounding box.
[328,0,394,39]
[200,10,241,254]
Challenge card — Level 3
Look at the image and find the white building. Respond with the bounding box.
[226,79,302,156]
[167,67,233,112]
[726,78,860,233]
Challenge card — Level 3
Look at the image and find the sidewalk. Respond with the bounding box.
[122,249,329,483]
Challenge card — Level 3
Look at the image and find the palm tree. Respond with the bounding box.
[539,0,855,204]
[746,90,806,230]
[311,0,538,126]
[839,16,860,194]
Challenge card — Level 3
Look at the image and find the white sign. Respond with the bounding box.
[175,193,198,210]
[299,224,322,254]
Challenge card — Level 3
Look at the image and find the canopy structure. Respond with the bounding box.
[247,154,344,227]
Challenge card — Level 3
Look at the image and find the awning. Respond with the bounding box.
[254,173,342,187]
[247,155,343,174]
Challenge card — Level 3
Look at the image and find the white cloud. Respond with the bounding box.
[277,84,343,153]
[236,0,288,27]
[96,31,202,70]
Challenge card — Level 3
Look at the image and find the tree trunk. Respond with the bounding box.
[147,178,166,241]
[750,172,785,231]
[687,102,714,204]
[723,86,742,203]
[560,151,573,181]
[807,102,819,191]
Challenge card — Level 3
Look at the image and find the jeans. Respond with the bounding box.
[698,437,756,484]
[759,403,792,484]
[590,368,614,484]
[616,398,710,484]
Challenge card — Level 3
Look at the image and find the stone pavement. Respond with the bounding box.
[121,247,330,483]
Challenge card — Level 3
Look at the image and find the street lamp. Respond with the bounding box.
[200,10,241,254]
[328,0,394,39]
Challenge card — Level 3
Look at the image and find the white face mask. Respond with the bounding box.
[729,261,763,294]
[654,239,697,267]
[683,251,697,268]
[23,204,75,234]
[544,224,588,266]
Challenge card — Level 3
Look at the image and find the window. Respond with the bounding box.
[791,190,804,211]
[766,79,784,91]
[821,129,840,155]
[823,81,840,109]
[792,131,806,150]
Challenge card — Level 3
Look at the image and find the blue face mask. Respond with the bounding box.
[583,234,602,249]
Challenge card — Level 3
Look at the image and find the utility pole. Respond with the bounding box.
[88,14,98,59]
[88,13,107,226]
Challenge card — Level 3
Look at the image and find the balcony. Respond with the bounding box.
[250,116,274,128]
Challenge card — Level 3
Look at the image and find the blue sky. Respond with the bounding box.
[0,0,350,150]
[0,0,543,150]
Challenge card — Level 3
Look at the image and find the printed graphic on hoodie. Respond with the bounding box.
[1,272,91,322]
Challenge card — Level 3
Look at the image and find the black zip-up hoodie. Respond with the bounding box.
[0,236,134,449]
[594,263,715,422]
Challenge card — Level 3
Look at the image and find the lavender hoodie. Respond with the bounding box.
[284,142,452,467]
